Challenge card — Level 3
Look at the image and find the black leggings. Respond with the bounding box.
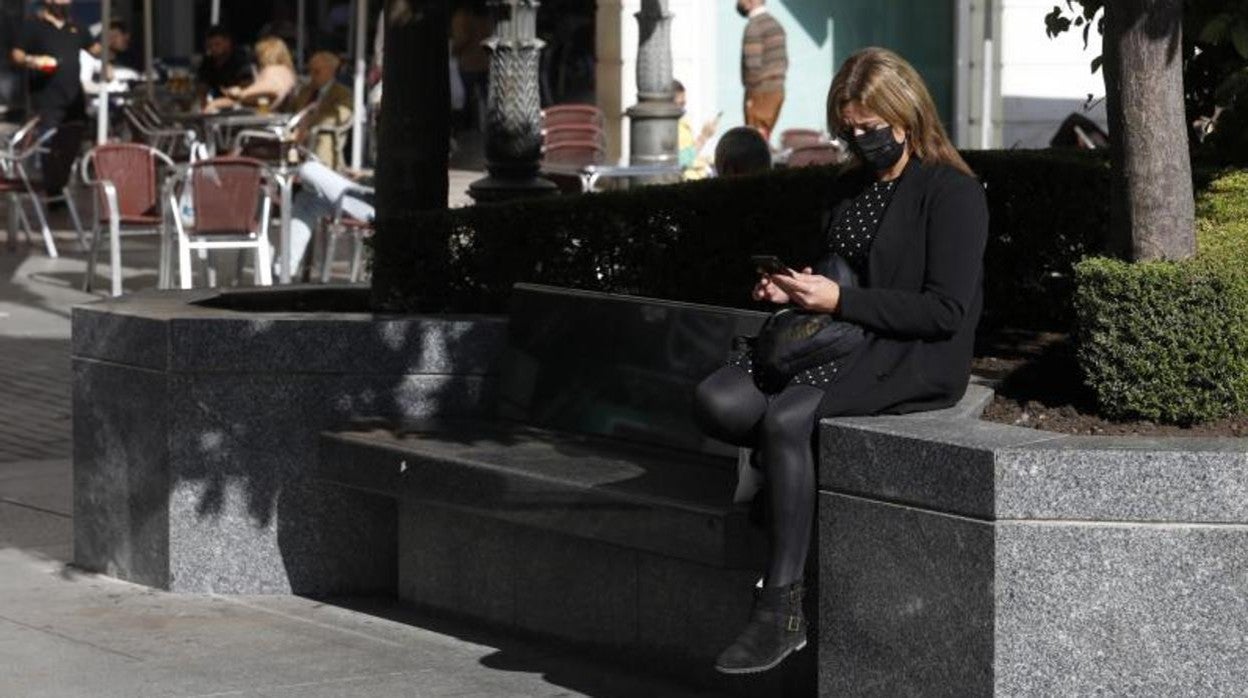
[693,365,823,588]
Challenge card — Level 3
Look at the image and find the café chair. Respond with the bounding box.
[0,116,58,257]
[232,102,320,165]
[80,142,177,296]
[167,157,274,289]
[541,104,605,130]
[786,142,848,169]
[779,128,827,150]
[318,184,375,283]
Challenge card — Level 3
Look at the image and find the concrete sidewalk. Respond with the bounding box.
[0,230,718,697]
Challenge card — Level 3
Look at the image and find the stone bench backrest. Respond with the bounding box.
[497,283,767,459]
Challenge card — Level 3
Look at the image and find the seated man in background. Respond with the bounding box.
[287,51,353,169]
[714,126,772,177]
[196,25,250,101]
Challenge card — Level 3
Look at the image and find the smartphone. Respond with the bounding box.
[751,255,793,276]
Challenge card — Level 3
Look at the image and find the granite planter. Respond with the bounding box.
[72,286,507,594]
[817,406,1248,696]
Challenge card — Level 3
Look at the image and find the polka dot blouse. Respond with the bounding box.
[827,178,897,277]
[728,177,898,391]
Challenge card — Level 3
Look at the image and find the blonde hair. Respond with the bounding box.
[254,36,294,69]
[827,47,973,177]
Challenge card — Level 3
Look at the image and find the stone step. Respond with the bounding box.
[317,419,767,569]
[316,421,811,696]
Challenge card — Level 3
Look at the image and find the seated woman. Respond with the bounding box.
[205,36,296,113]
[693,47,989,675]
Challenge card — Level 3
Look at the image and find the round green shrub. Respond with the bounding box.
[1074,170,1248,424]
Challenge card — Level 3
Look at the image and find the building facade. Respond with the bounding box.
[597,0,1108,162]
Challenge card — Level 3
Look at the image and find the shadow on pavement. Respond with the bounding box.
[315,596,722,698]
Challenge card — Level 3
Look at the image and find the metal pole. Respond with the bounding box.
[953,0,971,148]
[144,0,154,98]
[296,0,306,71]
[980,0,994,148]
[97,0,111,145]
[350,0,367,170]
[211,0,221,25]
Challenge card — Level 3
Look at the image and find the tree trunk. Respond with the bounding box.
[1102,0,1195,261]
[374,0,450,261]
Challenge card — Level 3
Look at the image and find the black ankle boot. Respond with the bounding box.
[714,581,807,674]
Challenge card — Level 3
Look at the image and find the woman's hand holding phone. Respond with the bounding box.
[751,255,795,304]
[753,275,791,304]
[769,268,842,313]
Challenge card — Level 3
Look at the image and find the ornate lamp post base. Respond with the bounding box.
[468,0,557,203]
[627,101,683,183]
[626,0,681,185]
[468,173,559,203]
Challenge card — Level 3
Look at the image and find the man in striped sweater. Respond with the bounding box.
[737,0,788,143]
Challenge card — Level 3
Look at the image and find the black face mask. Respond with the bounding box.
[736,5,750,18]
[850,126,906,172]
[45,4,69,20]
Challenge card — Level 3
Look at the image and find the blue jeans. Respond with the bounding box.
[287,161,374,272]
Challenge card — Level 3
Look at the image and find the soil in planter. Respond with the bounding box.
[973,329,1248,437]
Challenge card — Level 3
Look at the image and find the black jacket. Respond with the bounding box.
[818,156,988,417]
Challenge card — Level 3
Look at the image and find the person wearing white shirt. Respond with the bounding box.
[80,20,139,97]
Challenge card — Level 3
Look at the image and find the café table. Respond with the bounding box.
[162,110,287,155]
[540,161,683,192]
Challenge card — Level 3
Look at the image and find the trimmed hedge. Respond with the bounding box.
[1074,170,1248,424]
[371,150,1110,329]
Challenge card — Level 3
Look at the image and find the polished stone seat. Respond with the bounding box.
[315,284,812,693]
[319,420,764,568]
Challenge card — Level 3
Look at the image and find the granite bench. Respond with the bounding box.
[816,412,1248,696]
[314,284,822,691]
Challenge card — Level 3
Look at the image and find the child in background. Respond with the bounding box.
[674,79,720,180]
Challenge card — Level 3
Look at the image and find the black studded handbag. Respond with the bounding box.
[752,254,866,383]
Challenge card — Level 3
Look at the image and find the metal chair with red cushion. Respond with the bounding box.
[167,157,274,289]
[232,102,320,166]
[541,104,606,130]
[779,128,826,150]
[81,142,176,296]
[542,140,607,168]
[0,116,58,257]
[542,124,606,150]
[786,142,848,169]
[540,140,609,193]
[317,183,375,283]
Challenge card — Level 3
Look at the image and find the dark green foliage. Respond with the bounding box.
[965,149,1110,328]
[371,165,838,313]
[1074,171,1248,424]
[371,150,1112,330]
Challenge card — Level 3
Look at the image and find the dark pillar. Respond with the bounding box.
[626,0,681,182]
[468,0,557,203]
[371,0,451,310]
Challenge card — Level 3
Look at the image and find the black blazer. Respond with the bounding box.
[818,157,988,417]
